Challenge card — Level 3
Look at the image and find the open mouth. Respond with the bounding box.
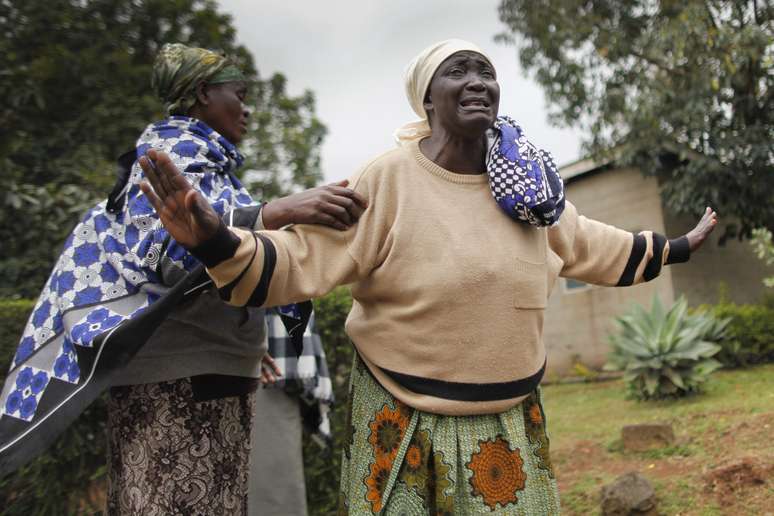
[459,97,490,109]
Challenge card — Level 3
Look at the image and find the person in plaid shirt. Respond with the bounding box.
[249,308,333,516]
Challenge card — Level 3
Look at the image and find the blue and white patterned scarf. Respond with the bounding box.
[487,116,565,227]
[0,116,304,473]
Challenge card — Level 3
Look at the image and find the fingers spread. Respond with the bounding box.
[139,181,164,213]
[155,152,180,197]
[139,156,167,199]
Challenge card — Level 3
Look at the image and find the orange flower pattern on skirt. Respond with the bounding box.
[368,401,410,461]
[399,428,432,492]
[466,435,527,510]
[396,428,455,513]
[522,391,555,478]
[364,401,411,512]
[365,453,393,513]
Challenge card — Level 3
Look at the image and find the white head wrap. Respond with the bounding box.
[395,39,492,146]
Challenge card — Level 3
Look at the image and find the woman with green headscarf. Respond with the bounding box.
[104,43,368,514]
[0,42,365,515]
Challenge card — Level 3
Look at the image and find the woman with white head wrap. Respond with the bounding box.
[137,40,718,514]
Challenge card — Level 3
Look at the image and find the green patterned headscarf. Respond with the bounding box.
[152,43,246,116]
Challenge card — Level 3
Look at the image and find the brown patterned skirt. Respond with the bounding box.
[106,377,254,515]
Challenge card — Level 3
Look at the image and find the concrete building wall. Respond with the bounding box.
[543,167,675,377]
[544,162,769,377]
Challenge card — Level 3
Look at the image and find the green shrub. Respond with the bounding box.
[604,296,727,400]
[0,299,34,372]
[0,298,107,515]
[701,302,774,367]
[305,286,354,515]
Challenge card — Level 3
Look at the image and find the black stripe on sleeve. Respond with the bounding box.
[230,204,264,229]
[616,233,647,286]
[666,236,691,264]
[189,220,242,268]
[217,233,258,303]
[377,359,546,402]
[643,233,667,282]
[244,233,277,307]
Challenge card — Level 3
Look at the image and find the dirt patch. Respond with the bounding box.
[555,411,774,516]
[703,456,772,496]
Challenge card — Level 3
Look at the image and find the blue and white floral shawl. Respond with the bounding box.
[0,116,304,474]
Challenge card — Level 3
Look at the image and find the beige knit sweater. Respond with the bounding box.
[195,140,689,415]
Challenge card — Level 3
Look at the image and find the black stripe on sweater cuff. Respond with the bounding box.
[230,204,264,229]
[616,233,647,286]
[643,233,667,282]
[217,233,258,303]
[245,234,277,307]
[666,236,691,264]
[189,220,242,268]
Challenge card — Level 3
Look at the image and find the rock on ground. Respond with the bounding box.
[600,471,658,516]
[621,423,675,451]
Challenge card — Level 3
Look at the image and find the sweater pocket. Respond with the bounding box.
[513,258,548,309]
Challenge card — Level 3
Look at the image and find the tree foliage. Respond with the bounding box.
[750,227,774,287]
[0,0,325,298]
[497,0,773,238]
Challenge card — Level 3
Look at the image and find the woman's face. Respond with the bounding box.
[195,81,250,144]
[424,51,500,138]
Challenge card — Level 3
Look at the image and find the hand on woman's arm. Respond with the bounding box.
[141,149,380,309]
[261,181,368,231]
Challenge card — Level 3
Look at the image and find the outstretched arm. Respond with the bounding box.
[548,202,718,287]
[140,149,383,308]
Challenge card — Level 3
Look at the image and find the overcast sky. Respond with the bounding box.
[217,0,585,183]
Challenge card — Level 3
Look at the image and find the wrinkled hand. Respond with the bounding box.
[685,207,718,252]
[139,149,221,248]
[259,353,282,386]
[261,180,368,231]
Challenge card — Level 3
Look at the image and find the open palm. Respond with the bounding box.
[139,149,221,249]
[686,207,718,252]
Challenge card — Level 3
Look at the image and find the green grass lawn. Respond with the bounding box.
[542,364,774,515]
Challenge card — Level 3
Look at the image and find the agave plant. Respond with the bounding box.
[604,296,729,400]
